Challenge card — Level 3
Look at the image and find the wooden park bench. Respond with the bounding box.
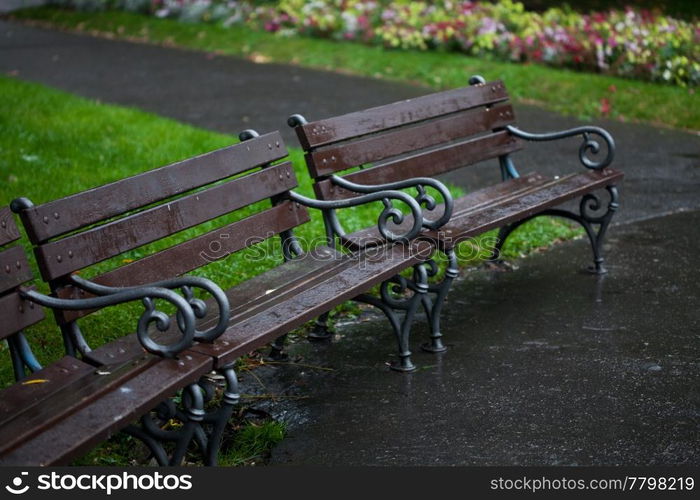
[2,130,436,465]
[288,75,623,353]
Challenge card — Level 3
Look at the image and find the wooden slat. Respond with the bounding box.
[0,207,20,246]
[190,240,434,367]
[0,288,45,340]
[0,246,34,294]
[314,131,523,200]
[19,132,288,244]
[307,103,516,177]
[295,81,509,148]
[337,173,550,250]
[35,162,297,281]
[0,352,212,465]
[0,356,94,425]
[56,201,310,323]
[0,354,158,458]
[425,169,625,247]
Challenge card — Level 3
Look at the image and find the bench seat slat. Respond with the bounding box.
[0,207,21,246]
[308,103,516,177]
[190,240,433,368]
[314,131,523,199]
[36,162,297,280]
[20,132,288,244]
[427,169,624,247]
[56,201,310,323]
[0,246,34,295]
[296,81,509,148]
[0,355,158,458]
[0,352,212,466]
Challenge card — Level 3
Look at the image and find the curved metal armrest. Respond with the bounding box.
[20,285,196,358]
[70,274,230,343]
[287,190,424,244]
[329,175,453,230]
[506,125,615,170]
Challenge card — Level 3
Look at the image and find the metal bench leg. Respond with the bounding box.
[489,185,619,275]
[308,311,333,340]
[354,263,429,372]
[197,364,240,466]
[421,248,459,353]
[124,382,205,465]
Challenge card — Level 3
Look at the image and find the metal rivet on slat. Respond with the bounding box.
[16,261,21,269]
[491,86,497,92]
[322,158,328,164]
[286,170,290,178]
[53,212,59,219]
[28,302,34,309]
[267,144,272,150]
[56,255,62,263]
[1,221,5,228]
[331,156,336,162]
[4,265,10,273]
[275,141,280,147]
[279,174,283,180]
[43,216,49,224]
[68,251,73,258]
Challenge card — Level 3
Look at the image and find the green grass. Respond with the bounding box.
[8,6,700,131]
[0,75,580,464]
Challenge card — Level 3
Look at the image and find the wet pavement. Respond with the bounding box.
[1,20,700,223]
[266,210,700,465]
[0,17,698,466]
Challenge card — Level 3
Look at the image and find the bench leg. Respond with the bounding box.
[124,382,206,465]
[124,365,240,466]
[421,249,459,353]
[308,311,333,340]
[489,185,619,274]
[354,263,429,372]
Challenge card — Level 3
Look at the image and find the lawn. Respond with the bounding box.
[0,75,580,464]
[8,6,700,132]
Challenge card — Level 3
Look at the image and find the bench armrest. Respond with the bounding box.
[287,189,424,244]
[69,274,230,343]
[329,175,453,230]
[506,125,615,170]
[20,285,197,358]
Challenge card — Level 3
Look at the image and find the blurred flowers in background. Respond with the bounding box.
[49,0,700,86]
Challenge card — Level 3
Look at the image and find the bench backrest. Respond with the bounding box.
[292,80,522,200]
[14,132,308,324]
[0,208,45,379]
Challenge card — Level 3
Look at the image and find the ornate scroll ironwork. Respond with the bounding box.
[490,185,619,274]
[69,274,230,342]
[329,175,454,231]
[287,189,424,245]
[506,125,615,170]
[124,364,239,466]
[20,285,197,357]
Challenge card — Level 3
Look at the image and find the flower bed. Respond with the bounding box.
[48,0,700,87]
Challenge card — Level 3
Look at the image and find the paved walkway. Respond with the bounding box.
[1,20,699,223]
[1,18,698,465]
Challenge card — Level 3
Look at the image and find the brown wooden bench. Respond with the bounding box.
[4,131,434,465]
[288,75,623,353]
